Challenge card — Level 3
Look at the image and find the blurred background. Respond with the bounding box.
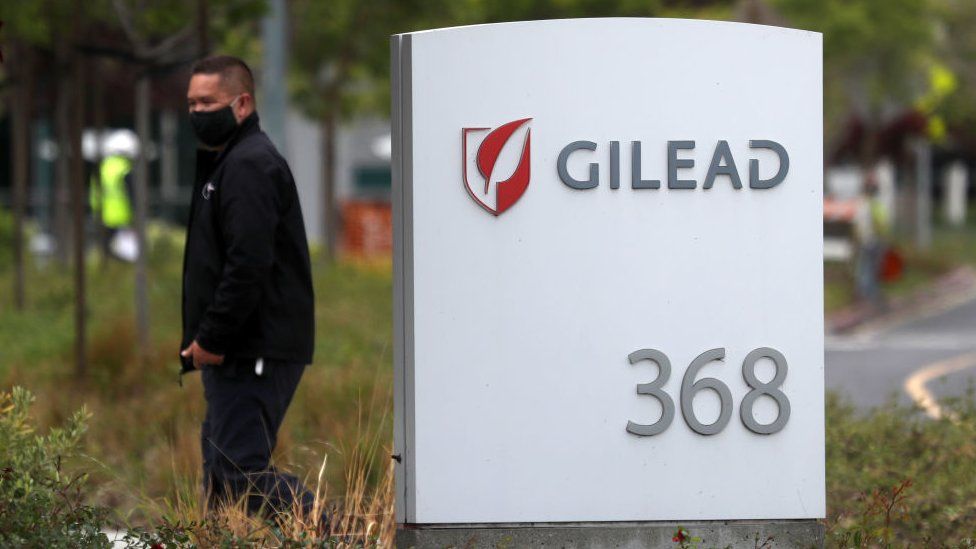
[3,0,976,544]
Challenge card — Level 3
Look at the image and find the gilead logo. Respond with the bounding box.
[462,118,532,216]
[460,118,791,215]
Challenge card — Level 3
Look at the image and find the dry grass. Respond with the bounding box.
[0,228,396,539]
[112,337,397,546]
[146,454,396,547]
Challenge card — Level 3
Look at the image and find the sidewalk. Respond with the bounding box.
[827,266,976,335]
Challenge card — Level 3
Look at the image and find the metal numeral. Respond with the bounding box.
[625,347,790,437]
[681,348,733,436]
[740,347,791,435]
[626,349,675,436]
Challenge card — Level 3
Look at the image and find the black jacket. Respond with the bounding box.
[180,112,314,373]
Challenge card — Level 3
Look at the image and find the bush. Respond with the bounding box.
[826,391,976,546]
[0,386,110,548]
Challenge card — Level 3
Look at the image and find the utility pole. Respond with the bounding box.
[914,138,932,250]
[260,0,288,152]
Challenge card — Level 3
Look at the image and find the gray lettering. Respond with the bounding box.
[703,140,742,190]
[610,141,620,190]
[749,140,789,189]
[668,140,696,189]
[631,141,660,189]
[558,140,599,190]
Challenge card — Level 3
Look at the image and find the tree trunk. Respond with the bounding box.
[134,74,152,361]
[70,48,88,379]
[10,41,32,311]
[321,112,338,262]
[197,0,210,55]
[93,57,109,268]
[54,38,72,264]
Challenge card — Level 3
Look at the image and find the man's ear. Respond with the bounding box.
[236,93,253,122]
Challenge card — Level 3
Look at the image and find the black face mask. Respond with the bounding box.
[190,96,241,148]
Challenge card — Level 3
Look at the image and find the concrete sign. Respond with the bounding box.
[392,18,824,525]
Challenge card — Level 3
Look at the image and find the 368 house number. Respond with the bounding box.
[626,347,790,436]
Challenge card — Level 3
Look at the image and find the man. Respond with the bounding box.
[179,55,318,521]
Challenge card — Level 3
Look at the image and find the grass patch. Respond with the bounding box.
[0,223,393,526]
[0,385,395,547]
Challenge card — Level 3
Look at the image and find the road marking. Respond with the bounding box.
[827,333,976,352]
[904,351,976,420]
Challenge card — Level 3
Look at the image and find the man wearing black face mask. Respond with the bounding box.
[180,55,320,524]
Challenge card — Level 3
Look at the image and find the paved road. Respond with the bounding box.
[826,295,976,412]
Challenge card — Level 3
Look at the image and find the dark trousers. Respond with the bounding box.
[201,358,317,518]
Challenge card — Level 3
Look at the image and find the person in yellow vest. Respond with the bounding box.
[89,154,134,260]
[854,173,890,309]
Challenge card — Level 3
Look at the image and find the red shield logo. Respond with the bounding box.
[462,118,532,216]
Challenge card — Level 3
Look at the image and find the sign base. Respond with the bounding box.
[397,520,824,548]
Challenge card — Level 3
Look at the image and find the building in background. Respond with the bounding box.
[279,113,392,255]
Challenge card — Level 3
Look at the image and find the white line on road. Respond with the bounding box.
[827,333,976,352]
[903,351,976,420]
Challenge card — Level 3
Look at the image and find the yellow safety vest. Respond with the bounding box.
[89,155,133,228]
[870,198,890,239]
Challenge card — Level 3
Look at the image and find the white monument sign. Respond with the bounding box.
[392,18,824,525]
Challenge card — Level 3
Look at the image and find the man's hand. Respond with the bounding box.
[180,340,225,368]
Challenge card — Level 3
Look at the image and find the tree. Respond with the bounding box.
[67,0,89,378]
[112,0,201,364]
[288,0,416,261]
[1,0,95,376]
[5,42,33,312]
[1,1,52,310]
[288,0,734,261]
[772,0,938,164]
[935,0,976,150]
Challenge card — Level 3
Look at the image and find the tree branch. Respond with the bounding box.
[144,23,195,60]
[112,0,146,52]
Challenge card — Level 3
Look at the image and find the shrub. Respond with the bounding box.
[0,386,111,548]
[826,390,976,546]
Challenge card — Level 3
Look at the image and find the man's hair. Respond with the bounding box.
[191,55,255,98]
